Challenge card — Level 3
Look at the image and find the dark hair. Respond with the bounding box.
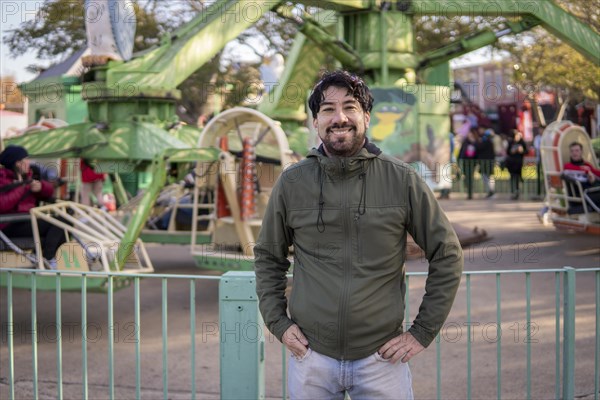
[569,142,583,150]
[0,145,28,171]
[308,70,373,117]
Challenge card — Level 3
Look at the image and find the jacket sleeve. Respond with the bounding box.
[507,139,516,155]
[405,170,464,347]
[585,162,600,177]
[0,183,29,214]
[519,140,528,156]
[254,177,295,342]
[35,180,55,200]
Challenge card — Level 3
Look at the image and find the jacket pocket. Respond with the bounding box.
[373,351,391,362]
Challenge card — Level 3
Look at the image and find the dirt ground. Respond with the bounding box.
[1,196,599,399]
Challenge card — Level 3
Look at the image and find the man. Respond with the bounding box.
[563,141,600,210]
[563,142,600,186]
[254,71,463,399]
[0,145,66,269]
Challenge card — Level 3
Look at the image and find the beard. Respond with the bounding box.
[321,123,365,157]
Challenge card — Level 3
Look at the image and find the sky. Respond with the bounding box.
[1,1,41,83]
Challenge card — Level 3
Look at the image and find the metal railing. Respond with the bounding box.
[1,267,598,399]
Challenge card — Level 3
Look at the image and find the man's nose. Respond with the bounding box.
[331,108,349,125]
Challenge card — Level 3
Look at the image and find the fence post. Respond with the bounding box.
[563,267,576,400]
[220,271,265,400]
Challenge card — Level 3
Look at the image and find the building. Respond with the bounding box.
[19,48,90,126]
[0,107,27,139]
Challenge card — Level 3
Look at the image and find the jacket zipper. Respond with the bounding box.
[339,158,352,359]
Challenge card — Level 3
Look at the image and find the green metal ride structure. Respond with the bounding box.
[3,0,599,286]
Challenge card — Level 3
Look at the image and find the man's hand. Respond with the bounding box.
[30,180,42,193]
[282,324,309,358]
[378,332,425,363]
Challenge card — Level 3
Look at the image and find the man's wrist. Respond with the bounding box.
[272,317,295,342]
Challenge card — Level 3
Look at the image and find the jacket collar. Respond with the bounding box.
[307,138,382,179]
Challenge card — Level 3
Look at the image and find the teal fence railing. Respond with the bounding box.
[1,267,598,399]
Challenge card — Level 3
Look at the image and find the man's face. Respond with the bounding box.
[570,145,583,162]
[15,158,30,175]
[313,86,370,157]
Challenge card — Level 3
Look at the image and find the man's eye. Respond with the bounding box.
[321,108,334,113]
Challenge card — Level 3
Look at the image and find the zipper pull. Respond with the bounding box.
[354,213,360,222]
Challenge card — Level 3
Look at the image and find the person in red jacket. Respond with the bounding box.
[0,145,66,268]
[563,142,600,186]
[563,141,600,211]
[80,158,106,207]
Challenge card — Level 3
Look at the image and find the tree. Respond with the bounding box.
[413,0,599,103]
[3,0,297,122]
[496,0,600,103]
[415,15,504,53]
[3,0,164,74]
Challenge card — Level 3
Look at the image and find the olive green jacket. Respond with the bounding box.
[255,143,463,360]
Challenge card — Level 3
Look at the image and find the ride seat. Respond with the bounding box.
[561,174,587,214]
[562,173,600,213]
[557,127,600,216]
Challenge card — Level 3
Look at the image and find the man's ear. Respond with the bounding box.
[364,112,371,128]
[312,118,318,129]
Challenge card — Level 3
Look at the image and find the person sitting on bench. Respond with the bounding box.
[0,145,66,269]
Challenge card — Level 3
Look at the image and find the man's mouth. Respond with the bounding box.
[328,126,355,136]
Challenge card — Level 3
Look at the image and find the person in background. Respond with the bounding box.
[505,130,527,200]
[80,158,106,207]
[477,128,496,199]
[563,142,600,185]
[254,70,463,399]
[439,131,456,200]
[563,142,600,210]
[0,145,66,269]
[458,128,479,199]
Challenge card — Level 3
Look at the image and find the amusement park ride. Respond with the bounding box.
[1,0,599,290]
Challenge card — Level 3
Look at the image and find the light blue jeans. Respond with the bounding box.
[288,348,414,400]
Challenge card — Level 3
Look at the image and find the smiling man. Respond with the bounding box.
[255,70,463,399]
[312,81,370,157]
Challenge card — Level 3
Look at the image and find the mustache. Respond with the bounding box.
[327,123,355,131]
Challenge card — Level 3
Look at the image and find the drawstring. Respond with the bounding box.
[357,161,366,216]
[317,166,326,233]
[317,160,368,232]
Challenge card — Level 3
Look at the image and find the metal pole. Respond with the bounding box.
[219,271,265,399]
[562,267,576,400]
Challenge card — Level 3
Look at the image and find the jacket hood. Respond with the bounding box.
[307,138,382,180]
